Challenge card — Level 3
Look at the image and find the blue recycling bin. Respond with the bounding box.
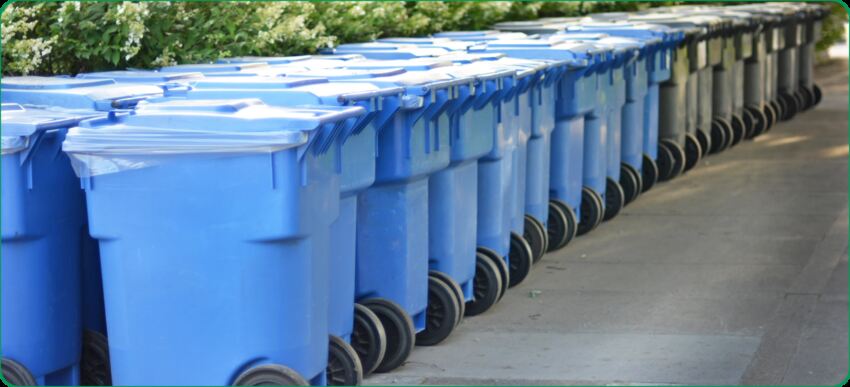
[62,99,365,386]
[174,74,405,380]
[551,34,641,221]
[1,76,164,385]
[0,104,102,386]
[327,43,450,59]
[473,39,609,238]
[564,21,683,194]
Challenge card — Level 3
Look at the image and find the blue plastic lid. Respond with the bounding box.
[63,98,365,165]
[76,70,204,83]
[184,76,403,107]
[1,76,164,111]
[159,62,269,73]
[433,30,506,38]
[344,58,453,71]
[284,68,406,80]
[1,103,102,154]
[440,52,506,64]
[216,55,312,65]
[326,44,449,59]
[433,31,531,42]
[567,22,678,45]
[375,37,477,51]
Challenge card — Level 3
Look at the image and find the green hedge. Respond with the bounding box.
[1,1,846,76]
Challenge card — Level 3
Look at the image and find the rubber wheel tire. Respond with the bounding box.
[770,99,784,126]
[476,247,508,301]
[577,187,603,236]
[793,91,806,114]
[779,93,798,121]
[507,232,533,288]
[416,275,460,346]
[745,106,768,139]
[327,335,364,386]
[428,270,465,327]
[799,86,815,111]
[82,329,112,386]
[683,133,703,173]
[729,114,746,147]
[464,252,503,317]
[351,304,387,377]
[710,118,730,154]
[524,215,547,264]
[619,164,641,205]
[545,200,572,252]
[602,177,625,222]
[549,199,577,250]
[660,139,685,180]
[763,102,777,132]
[655,142,675,183]
[641,153,659,193]
[362,298,415,373]
[813,84,822,106]
[1,358,36,386]
[233,364,309,386]
[696,129,711,158]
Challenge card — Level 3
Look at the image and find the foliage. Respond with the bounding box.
[1,1,847,76]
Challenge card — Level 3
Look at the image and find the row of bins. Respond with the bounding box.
[0,2,830,386]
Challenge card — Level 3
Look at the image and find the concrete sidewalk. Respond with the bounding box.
[367,60,849,386]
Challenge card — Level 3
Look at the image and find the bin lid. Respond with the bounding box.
[217,54,365,65]
[566,22,672,46]
[1,103,102,155]
[76,70,204,83]
[185,76,403,107]
[284,68,407,80]
[491,21,566,35]
[159,62,269,73]
[326,45,449,59]
[440,52,506,64]
[376,37,478,51]
[433,31,531,41]
[469,40,600,68]
[62,99,367,176]
[1,76,164,111]
[344,58,453,71]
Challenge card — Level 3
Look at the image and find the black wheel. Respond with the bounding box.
[602,177,624,222]
[233,364,309,386]
[82,329,112,386]
[416,275,459,346]
[547,199,577,251]
[476,247,508,301]
[710,118,730,154]
[793,90,806,114]
[770,99,784,126]
[779,93,798,121]
[545,200,572,252]
[799,86,815,111]
[745,106,768,139]
[620,163,642,205]
[656,141,676,182]
[659,139,685,180]
[428,270,464,327]
[464,251,503,317]
[523,215,547,264]
[508,232,533,287]
[696,129,711,157]
[813,84,822,106]
[729,114,746,147]
[361,298,415,373]
[2,358,36,386]
[683,133,702,172]
[641,153,659,193]
[351,303,387,377]
[577,187,603,236]
[764,102,777,131]
[327,335,363,386]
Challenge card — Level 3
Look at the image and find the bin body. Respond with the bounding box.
[1,77,163,341]
[63,100,359,386]
[1,105,97,386]
[178,75,403,344]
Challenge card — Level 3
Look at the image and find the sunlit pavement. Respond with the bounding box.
[366,60,849,386]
